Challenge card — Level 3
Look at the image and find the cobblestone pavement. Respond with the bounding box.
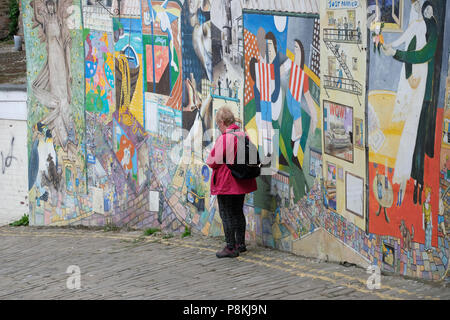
[0,226,449,300]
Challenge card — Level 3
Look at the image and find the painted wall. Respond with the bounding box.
[0,87,28,225]
[22,0,450,282]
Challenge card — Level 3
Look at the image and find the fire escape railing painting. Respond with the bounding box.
[323,28,363,103]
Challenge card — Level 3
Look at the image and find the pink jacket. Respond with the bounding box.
[206,124,258,195]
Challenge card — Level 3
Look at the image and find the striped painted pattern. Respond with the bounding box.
[255,62,274,102]
[289,61,306,102]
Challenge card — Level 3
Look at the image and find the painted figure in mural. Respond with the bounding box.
[438,196,446,237]
[280,39,317,170]
[336,67,343,88]
[206,106,257,258]
[337,19,343,40]
[116,134,135,179]
[384,1,439,205]
[399,219,415,252]
[422,186,433,252]
[145,0,179,72]
[115,53,147,137]
[187,0,212,81]
[31,0,75,151]
[357,21,361,42]
[344,17,348,41]
[249,31,281,158]
[184,72,213,155]
[382,0,428,204]
[28,122,58,205]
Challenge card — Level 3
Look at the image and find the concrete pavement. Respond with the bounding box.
[0,226,449,300]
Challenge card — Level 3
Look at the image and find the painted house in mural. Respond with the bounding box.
[21,0,450,282]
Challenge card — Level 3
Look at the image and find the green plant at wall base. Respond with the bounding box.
[9,214,29,226]
[144,227,160,236]
[182,226,191,238]
[103,223,120,232]
[8,0,20,39]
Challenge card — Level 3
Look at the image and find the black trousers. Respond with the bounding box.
[217,194,246,249]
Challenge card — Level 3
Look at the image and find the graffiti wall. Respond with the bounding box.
[22,0,450,281]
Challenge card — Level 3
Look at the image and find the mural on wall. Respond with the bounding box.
[243,12,322,250]
[181,0,213,159]
[210,0,244,137]
[368,0,445,250]
[113,16,146,131]
[25,0,89,225]
[320,0,368,231]
[84,30,115,121]
[142,0,182,108]
[244,13,322,201]
[323,100,353,162]
[441,52,450,244]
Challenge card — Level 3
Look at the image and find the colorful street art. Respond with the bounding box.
[367,0,449,280]
[25,0,89,225]
[23,0,450,282]
[211,0,244,140]
[320,0,368,232]
[113,17,145,128]
[142,0,182,109]
[368,0,445,250]
[84,30,115,120]
[244,13,322,203]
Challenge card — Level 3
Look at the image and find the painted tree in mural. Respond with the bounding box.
[30,0,76,152]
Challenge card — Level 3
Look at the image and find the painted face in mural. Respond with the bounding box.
[294,40,304,68]
[188,0,200,15]
[423,4,433,19]
[412,0,422,14]
[266,39,276,64]
[46,0,56,14]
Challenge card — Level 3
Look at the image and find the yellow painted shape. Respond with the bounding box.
[245,116,258,146]
[286,49,295,62]
[201,221,210,236]
[129,53,144,126]
[297,146,304,167]
[368,91,407,167]
[304,65,320,86]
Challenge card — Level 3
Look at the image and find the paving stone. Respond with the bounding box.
[0,226,448,300]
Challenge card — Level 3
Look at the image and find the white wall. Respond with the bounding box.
[0,87,28,226]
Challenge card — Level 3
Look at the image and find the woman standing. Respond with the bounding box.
[206,106,257,258]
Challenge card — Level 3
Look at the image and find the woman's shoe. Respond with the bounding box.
[235,244,247,253]
[216,246,239,258]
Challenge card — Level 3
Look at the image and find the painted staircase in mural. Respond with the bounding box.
[322,28,362,97]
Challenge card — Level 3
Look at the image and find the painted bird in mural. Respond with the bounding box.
[28,122,58,204]
[145,0,179,72]
[42,153,62,192]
